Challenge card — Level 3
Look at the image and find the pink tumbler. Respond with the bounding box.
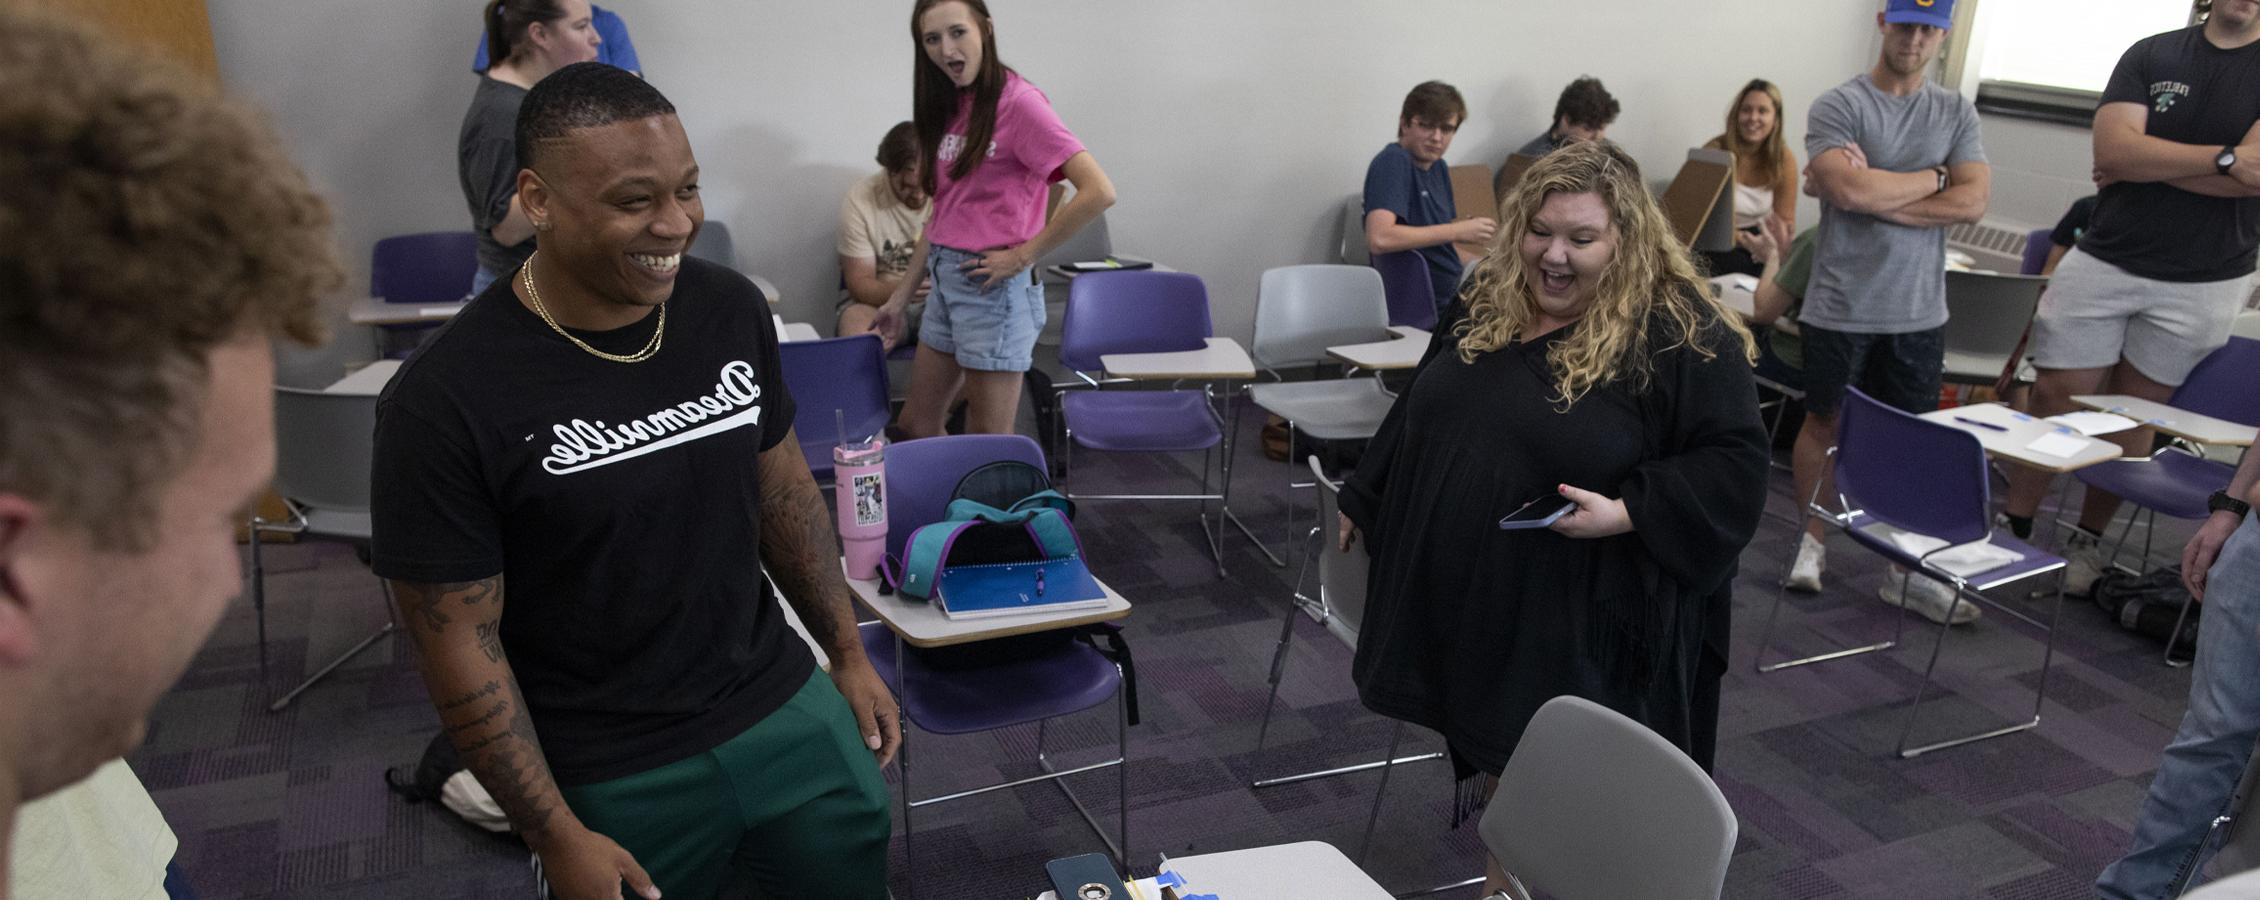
[834,436,888,580]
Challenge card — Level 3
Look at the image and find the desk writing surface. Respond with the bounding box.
[1919,402,2120,474]
[1326,326,1430,371]
[845,560,1129,649]
[779,321,821,343]
[1042,258,1173,283]
[1032,841,1390,900]
[1101,337,1255,380]
[2072,394,2257,447]
[346,294,466,326]
[325,360,401,395]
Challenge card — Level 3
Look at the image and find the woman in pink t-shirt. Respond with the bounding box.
[874,0,1116,437]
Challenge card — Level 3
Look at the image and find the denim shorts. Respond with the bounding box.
[1799,323,1945,418]
[920,243,1045,372]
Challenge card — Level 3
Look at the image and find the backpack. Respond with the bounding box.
[884,460,1140,724]
[2092,566,2198,661]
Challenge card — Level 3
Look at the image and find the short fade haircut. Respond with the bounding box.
[1399,81,1467,128]
[516,62,676,172]
[1553,76,1621,130]
[876,121,919,174]
[0,10,340,550]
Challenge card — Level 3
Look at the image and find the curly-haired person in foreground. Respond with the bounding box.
[0,10,342,899]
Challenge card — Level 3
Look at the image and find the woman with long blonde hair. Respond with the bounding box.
[1339,140,1769,896]
[1702,79,1800,276]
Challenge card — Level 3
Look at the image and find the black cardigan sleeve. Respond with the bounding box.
[1338,303,1462,532]
[1615,321,1771,595]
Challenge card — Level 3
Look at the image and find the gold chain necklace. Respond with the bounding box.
[521,251,665,363]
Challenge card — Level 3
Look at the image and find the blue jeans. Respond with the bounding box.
[2098,512,2260,899]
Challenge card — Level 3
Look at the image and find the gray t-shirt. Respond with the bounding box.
[1801,74,1985,334]
[458,76,532,278]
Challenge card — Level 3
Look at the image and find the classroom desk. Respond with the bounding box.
[1326,326,1430,371]
[1100,337,1256,381]
[1918,402,2121,474]
[846,561,1130,649]
[1041,258,1173,283]
[1033,841,1392,900]
[779,320,821,343]
[2072,394,2257,448]
[346,295,466,326]
[1709,273,1758,319]
[324,360,401,395]
[1096,336,1274,567]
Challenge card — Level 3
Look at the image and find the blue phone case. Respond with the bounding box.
[1497,496,1574,530]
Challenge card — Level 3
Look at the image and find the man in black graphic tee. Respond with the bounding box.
[2001,4,2260,572]
[370,64,894,900]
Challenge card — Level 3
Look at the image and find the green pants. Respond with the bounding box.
[554,672,892,899]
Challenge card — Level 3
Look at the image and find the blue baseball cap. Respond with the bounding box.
[1884,0,1955,29]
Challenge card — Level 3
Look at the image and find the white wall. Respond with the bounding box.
[210,0,1908,369]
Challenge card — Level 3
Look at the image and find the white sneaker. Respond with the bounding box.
[1878,567,1981,625]
[1785,533,1825,593]
[2060,529,2112,596]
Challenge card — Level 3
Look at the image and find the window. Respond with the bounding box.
[1961,0,2199,126]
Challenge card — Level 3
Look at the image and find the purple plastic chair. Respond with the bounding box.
[371,232,479,305]
[1370,249,1438,330]
[855,434,1131,886]
[2073,337,2260,664]
[1056,270,1245,576]
[778,334,891,482]
[1754,387,2069,758]
[2020,227,2054,276]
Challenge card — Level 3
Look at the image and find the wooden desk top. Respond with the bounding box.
[1919,402,2121,474]
[2073,394,2257,447]
[1326,326,1429,371]
[1101,337,1255,380]
[846,560,1130,649]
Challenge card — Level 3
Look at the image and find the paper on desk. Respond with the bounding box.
[2046,410,2139,437]
[2026,431,2092,459]
[417,306,460,316]
[1886,532,2022,577]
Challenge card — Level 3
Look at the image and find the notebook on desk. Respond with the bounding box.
[1060,256,1152,273]
[936,559,1106,620]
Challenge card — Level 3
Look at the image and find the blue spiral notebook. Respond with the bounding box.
[936,559,1107,620]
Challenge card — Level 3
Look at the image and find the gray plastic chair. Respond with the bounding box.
[248,386,397,713]
[1941,270,2047,385]
[2187,869,2260,899]
[687,220,736,271]
[1479,695,1738,900]
[1250,459,1447,869]
[1239,265,1398,556]
[1336,194,1369,266]
[1034,211,1112,273]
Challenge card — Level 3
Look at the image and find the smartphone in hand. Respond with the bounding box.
[1498,493,1576,530]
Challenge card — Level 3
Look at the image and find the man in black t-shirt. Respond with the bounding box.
[2001,5,2260,592]
[372,64,894,900]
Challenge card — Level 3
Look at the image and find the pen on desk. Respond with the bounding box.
[1953,416,2009,433]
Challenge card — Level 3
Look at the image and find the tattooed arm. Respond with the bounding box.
[754,432,901,766]
[392,577,658,900]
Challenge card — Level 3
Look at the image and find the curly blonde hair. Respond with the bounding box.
[0,10,342,550]
[1455,140,1755,407]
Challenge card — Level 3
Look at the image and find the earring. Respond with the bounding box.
[535,220,553,232]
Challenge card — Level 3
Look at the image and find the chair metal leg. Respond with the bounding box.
[2166,589,2198,668]
[248,520,269,677]
[1216,379,1282,571]
[1030,679,1132,867]
[1895,573,2067,758]
[267,578,399,713]
[1752,485,1899,673]
[1357,719,1408,867]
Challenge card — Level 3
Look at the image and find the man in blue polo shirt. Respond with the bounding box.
[1363,81,1496,309]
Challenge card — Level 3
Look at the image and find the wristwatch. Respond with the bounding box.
[2212,489,2253,519]
[2219,145,2239,176]
[1934,166,1950,192]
